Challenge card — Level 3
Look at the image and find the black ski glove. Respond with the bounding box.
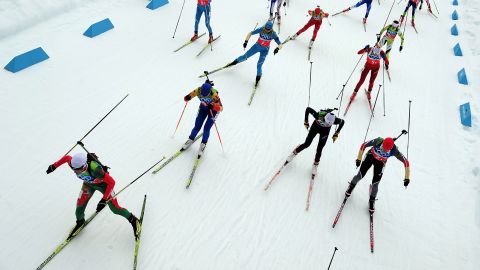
[304,121,309,130]
[96,198,107,212]
[283,1,286,7]
[399,45,403,52]
[243,40,248,49]
[376,34,380,42]
[404,178,410,187]
[76,141,84,147]
[385,63,389,70]
[184,94,191,102]
[355,159,361,168]
[46,164,56,174]
[207,103,214,110]
[274,47,280,55]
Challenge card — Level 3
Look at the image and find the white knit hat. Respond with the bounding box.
[325,112,336,125]
[71,153,87,169]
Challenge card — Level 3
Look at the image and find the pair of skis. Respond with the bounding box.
[332,185,375,253]
[264,158,318,211]
[343,89,374,116]
[174,33,221,57]
[36,195,148,270]
[152,133,204,189]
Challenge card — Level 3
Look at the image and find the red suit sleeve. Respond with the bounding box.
[53,155,72,168]
[102,173,116,200]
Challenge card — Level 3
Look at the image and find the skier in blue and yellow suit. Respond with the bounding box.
[225,21,283,86]
[181,80,223,157]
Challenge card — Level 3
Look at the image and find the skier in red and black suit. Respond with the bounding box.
[46,152,141,239]
[350,43,389,102]
[344,137,411,212]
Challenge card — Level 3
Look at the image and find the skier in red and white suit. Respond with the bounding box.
[350,43,389,101]
[290,7,329,48]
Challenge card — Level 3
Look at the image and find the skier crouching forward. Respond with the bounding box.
[182,80,223,157]
[344,137,410,213]
[46,152,141,239]
[285,107,345,176]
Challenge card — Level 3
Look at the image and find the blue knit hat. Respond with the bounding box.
[201,82,212,96]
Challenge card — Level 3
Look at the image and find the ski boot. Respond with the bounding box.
[290,33,298,40]
[400,15,405,24]
[255,75,262,87]
[366,90,372,101]
[285,150,297,165]
[68,218,85,239]
[368,197,376,213]
[190,32,199,42]
[345,183,356,197]
[276,12,281,24]
[308,40,314,49]
[311,161,319,177]
[226,59,238,68]
[342,7,351,13]
[181,138,194,151]
[363,17,367,24]
[350,91,358,101]
[198,142,207,158]
[128,214,141,240]
[208,33,214,44]
[411,19,415,27]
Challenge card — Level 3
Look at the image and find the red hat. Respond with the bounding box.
[382,137,394,151]
[315,7,321,14]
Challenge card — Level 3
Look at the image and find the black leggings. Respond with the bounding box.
[295,123,330,163]
[350,152,385,199]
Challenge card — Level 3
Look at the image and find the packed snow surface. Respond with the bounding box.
[1,0,479,269]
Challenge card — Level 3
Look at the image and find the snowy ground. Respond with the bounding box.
[0,0,479,269]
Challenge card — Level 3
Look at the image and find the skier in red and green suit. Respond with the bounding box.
[46,152,141,239]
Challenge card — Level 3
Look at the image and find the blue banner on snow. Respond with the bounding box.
[84,18,114,38]
[451,24,458,36]
[4,47,49,73]
[452,10,459,20]
[457,68,468,85]
[459,103,472,127]
[453,43,463,56]
[147,0,169,10]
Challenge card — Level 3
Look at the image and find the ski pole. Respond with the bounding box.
[432,0,440,14]
[336,53,365,100]
[407,100,411,159]
[382,62,386,117]
[393,129,408,141]
[327,247,339,270]
[172,0,186,39]
[308,61,313,107]
[63,94,129,157]
[326,17,332,26]
[381,0,396,31]
[173,102,188,137]
[363,84,382,143]
[209,109,224,153]
[112,156,166,199]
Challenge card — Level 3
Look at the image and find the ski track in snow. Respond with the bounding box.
[1,0,479,269]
